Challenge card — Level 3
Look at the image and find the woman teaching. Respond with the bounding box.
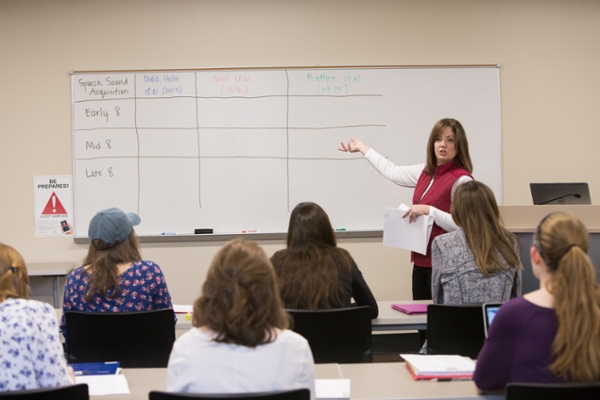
[339,118,473,300]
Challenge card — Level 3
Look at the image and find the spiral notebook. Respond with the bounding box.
[391,303,428,315]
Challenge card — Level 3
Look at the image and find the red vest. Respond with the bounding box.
[411,161,472,267]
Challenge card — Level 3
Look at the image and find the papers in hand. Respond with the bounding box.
[383,204,434,255]
[315,379,350,400]
[401,354,475,380]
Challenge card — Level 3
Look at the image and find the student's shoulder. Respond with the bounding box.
[279,329,310,346]
[0,298,55,321]
[433,229,467,250]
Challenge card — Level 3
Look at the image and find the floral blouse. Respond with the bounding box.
[0,298,72,391]
[60,260,174,338]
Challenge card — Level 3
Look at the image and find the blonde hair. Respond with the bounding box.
[425,118,472,176]
[534,212,600,382]
[451,181,522,276]
[193,239,290,347]
[0,243,30,301]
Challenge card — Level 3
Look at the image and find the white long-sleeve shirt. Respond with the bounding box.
[167,328,316,400]
[365,148,472,232]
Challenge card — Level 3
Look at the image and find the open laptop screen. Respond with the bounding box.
[483,303,503,338]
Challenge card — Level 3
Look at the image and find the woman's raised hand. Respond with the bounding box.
[338,138,370,155]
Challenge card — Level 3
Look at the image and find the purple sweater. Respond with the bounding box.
[474,296,563,391]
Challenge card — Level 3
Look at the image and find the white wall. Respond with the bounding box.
[1,0,599,304]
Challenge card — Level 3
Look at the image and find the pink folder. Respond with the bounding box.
[391,303,428,315]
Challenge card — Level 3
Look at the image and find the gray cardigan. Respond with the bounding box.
[431,229,522,305]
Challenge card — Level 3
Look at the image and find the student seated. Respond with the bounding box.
[60,207,174,338]
[0,243,73,391]
[166,239,315,400]
[431,180,522,305]
[474,212,600,391]
[270,202,379,318]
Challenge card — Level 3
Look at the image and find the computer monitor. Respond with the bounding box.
[530,182,591,205]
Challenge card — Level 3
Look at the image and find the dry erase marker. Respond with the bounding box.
[161,232,177,236]
[242,230,259,233]
[334,228,347,232]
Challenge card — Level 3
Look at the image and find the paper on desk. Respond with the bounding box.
[383,204,434,255]
[315,379,350,399]
[75,374,130,396]
[173,304,193,313]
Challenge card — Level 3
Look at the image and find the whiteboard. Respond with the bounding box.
[71,66,501,238]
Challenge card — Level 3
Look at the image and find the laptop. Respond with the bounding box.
[530,182,591,205]
[482,303,503,337]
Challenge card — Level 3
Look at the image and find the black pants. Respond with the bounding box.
[412,265,432,346]
[412,265,432,301]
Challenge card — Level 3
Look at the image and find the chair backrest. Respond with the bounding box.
[0,384,89,399]
[287,306,372,363]
[506,382,600,400]
[426,304,485,359]
[148,389,310,400]
[65,309,176,368]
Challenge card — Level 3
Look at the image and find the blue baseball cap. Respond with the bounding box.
[88,207,141,246]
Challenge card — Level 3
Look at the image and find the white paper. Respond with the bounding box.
[75,374,130,396]
[400,354,475,374]
[173,304,193,313]
[383,204,434,255]
[315,379,351,399]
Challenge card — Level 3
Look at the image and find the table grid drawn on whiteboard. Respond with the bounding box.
[71,66,502,238]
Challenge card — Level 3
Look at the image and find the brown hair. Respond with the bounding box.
[272,202,350,310]
[0,243,30,301]
[451,181,522,276]
[533,212,600,382]
[193,239,289,347]
[425,118,472,176]
[82,230,142,301]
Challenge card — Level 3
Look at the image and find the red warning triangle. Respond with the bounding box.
[42,192,67,215]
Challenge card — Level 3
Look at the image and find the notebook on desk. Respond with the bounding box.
[391,303,428,315]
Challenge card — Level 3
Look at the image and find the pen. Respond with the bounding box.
[161,232,177,236]
[242,230,259,233]
[334,228,347,232]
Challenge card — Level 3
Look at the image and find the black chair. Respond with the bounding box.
[65,309,175,368]
[149,389,309,400]
[506,382,600,399]
[0,384,89,399]
[426,304,485,359]
[287,306,372,363]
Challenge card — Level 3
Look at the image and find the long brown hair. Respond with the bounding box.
[425,118,472,176]
[272,202,350,309]
[0,243,30,301]
[82,231,141,301]
[534,212,600,382]
[451,181,522,276]
[193,239,289,347]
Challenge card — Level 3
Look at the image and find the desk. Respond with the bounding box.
[95,363,501,400]
[171,300,431,333]
[373,301,429,331]
[57,300,429,341]
[28,262,75,307]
